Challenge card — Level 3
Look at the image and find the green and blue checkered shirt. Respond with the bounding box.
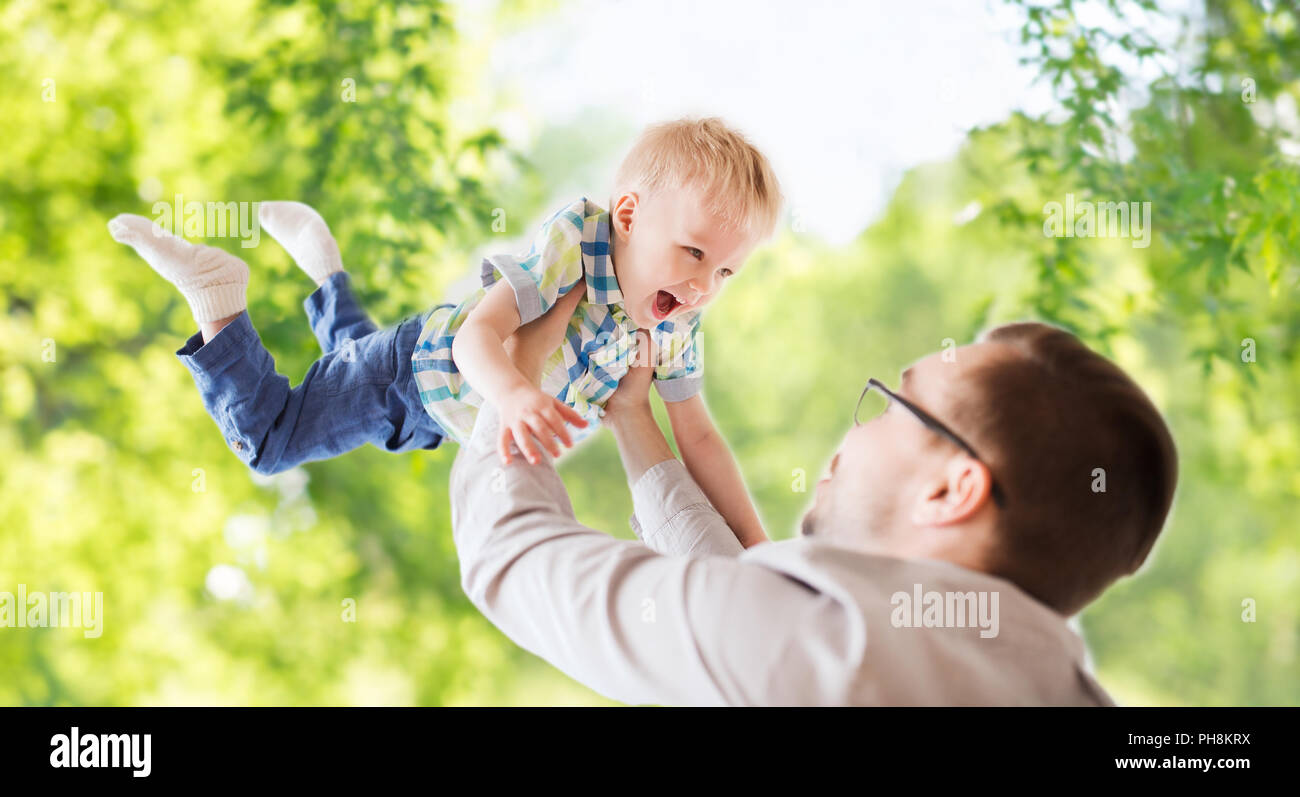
[411,197,703,445]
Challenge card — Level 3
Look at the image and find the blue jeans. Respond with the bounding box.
[177,272,447,475]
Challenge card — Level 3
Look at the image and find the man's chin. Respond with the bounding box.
[799,510,816,537]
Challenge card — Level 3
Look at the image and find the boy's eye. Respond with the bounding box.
[718,267,734,278]
[685,247,704,260]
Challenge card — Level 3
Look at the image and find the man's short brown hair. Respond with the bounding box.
[955,322,1178,616]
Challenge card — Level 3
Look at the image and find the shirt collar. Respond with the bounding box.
[579,199,623,306]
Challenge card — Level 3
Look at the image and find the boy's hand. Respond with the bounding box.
[499,280,588,464]
[497,383,588,465]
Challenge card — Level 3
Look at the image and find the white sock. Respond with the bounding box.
[108,214,249,324]
[258,201,343,285]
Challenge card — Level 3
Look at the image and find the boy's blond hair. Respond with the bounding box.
[614,117,783,240]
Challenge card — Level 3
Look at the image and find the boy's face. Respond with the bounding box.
[609,186,759,330]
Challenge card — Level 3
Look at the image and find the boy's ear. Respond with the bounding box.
[611,192,638,240]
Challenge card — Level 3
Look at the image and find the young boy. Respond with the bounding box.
[108,117,781,548]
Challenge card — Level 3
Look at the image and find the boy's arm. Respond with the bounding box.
[662,394,768,548]
[453,279,586,464]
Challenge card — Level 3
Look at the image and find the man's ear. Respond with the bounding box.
[611,191,638,240]
[910,455,994,527]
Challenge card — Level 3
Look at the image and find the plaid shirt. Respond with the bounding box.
[411,197,703,445]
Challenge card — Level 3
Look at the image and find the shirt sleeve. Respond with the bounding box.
[480,202,587,325]
[450,403,852,706]
[650,311,704,403]
[626,459,745,558]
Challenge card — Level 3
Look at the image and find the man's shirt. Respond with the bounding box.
[450,404,1119,707]
[411,198,703,444]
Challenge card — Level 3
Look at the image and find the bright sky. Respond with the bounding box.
[458,0,1056,243]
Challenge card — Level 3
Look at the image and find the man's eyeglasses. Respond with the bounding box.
[854,377,1008,507]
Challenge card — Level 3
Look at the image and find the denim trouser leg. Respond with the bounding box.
[176,274,444,475]
[305,272,379,353]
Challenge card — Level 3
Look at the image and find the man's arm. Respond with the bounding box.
[449,403,845,706]
[662,395,768,548]
[602,339,745,558]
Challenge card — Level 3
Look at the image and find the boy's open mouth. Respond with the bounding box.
[652,289,682,321]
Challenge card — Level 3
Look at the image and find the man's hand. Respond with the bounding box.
[601,329,655,427]
[601,330,677,484]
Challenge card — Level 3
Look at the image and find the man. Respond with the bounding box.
[452,308,1178,705]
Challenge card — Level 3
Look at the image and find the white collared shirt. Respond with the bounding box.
[450,404,1117,706]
